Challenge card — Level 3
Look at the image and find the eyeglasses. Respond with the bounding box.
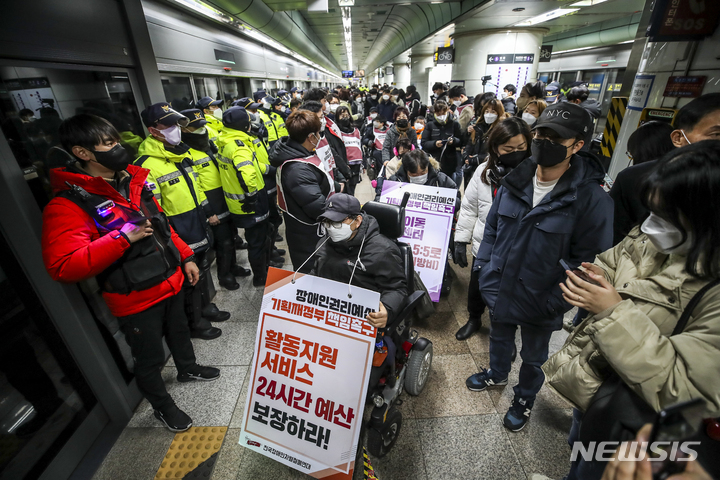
[323,217,354,229]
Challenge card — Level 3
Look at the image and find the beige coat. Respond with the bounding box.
[542,227,720,417]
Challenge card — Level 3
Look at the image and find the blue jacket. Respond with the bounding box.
[377,100,397,122]
[474,153,613,330]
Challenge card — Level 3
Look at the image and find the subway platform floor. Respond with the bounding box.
[92,176,575,480]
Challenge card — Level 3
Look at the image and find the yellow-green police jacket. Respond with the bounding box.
[248,135,276,194]
[269,110,288,140]
[205,123,220,143]
[187,147,231,223]
[257,110,277,144]
[204,114,223,137]
[217,128,269,227]
[135,136,211,253]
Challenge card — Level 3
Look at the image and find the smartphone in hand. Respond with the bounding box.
[559,259,602,287]
[648,398,705,480]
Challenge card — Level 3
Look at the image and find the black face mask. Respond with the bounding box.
[181,129,210,152]
[337,118,352,129]
[164,142,191,156]
[396,119,409,129]
[92,144,130,171]
[497,149,529,169]
[531,138,573,167]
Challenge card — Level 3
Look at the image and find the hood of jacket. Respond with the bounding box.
[269,136,312,168]
[137,136,190,164]
[407,91,421,102]
[580,98,602,116]
[50,163,149,205]
[501,151,605,206]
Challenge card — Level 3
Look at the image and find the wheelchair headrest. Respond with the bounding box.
[362,201,406,239]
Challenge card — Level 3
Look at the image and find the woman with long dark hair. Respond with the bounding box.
[454,117,532,339]
[545,140,720,479]
[462,98,505,188]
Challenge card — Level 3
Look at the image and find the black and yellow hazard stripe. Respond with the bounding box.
[363,446,379,480]
[600,97,628,158]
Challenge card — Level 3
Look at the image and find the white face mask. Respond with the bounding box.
[279,106,287,113]
[435,114,448,123]
[373,122,383,129]
[329,104,339,112]
[641,213,692,255]
[161,125,182,145]
[408,172,428,184]
[327,221,354,242]
[501,92,509,99]
[414,122,424,130]
[190,127,207,135]
[682,130,692,145]
[371,95,377,100]
[453,100,462,107]
[213,108,223,121]
[522,112,537,126]
[370,113,377,119]
[484,113,498,124]
[382,95,390,101]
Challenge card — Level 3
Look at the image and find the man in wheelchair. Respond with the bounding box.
[311,193,434,458]
[312,193,407,331]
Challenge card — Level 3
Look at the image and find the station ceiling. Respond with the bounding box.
[186,0,646,75]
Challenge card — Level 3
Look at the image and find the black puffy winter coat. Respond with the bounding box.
[421,119,464,174]
[269,137,334,272]
[313,214,407,324]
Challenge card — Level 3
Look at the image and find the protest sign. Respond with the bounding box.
[240,267,379,479]
[380,180,456,302]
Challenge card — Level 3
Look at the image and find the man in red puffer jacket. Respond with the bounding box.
[42,114,220,432]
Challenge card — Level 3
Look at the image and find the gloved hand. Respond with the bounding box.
[453,242,468,268]
[241,199,257,213]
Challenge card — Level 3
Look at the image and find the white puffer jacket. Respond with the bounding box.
[455,161,493,257]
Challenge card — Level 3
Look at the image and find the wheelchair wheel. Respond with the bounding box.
[367,406,402,458]
[405,341,433,396]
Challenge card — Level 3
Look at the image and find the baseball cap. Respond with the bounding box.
[318,194,361,223]
[196,96,222,110]
[533,102,593,141]
[180,109,208,128]
[237,97,261,110]
[253,90,267,102]
[222,106,250,130]
[290,87,300,94]
[141,102,188,128]
[278,89,288,96]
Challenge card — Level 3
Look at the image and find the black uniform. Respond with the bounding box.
[421,119,464,179]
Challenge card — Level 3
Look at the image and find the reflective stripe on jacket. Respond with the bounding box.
[217,128,268,222]
[135,137,211,253]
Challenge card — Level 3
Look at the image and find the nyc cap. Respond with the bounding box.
[196,96,222,110]
[141,102,188,128]
[533,102,592,141]
[180,109,207,127]
[318,194,361,223]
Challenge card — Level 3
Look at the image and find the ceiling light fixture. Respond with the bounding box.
[342,6,353,70]
[169,0,341,78]
[514,7,580,26]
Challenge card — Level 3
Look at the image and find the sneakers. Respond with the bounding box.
[154,404,192,432]
[465,368,508,392]
[177,364,221,382]
[504,396,534,432]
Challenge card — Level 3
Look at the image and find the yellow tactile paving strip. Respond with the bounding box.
[155,427,227,479]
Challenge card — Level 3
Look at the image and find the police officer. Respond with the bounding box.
[196,96,223,142]
[180,109,252,290]
[277,89,290,104]
[43,113,219,432]
[217,107,276,286]
[135,103,225,339]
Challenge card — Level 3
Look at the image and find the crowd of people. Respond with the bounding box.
[38,78,720,479]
